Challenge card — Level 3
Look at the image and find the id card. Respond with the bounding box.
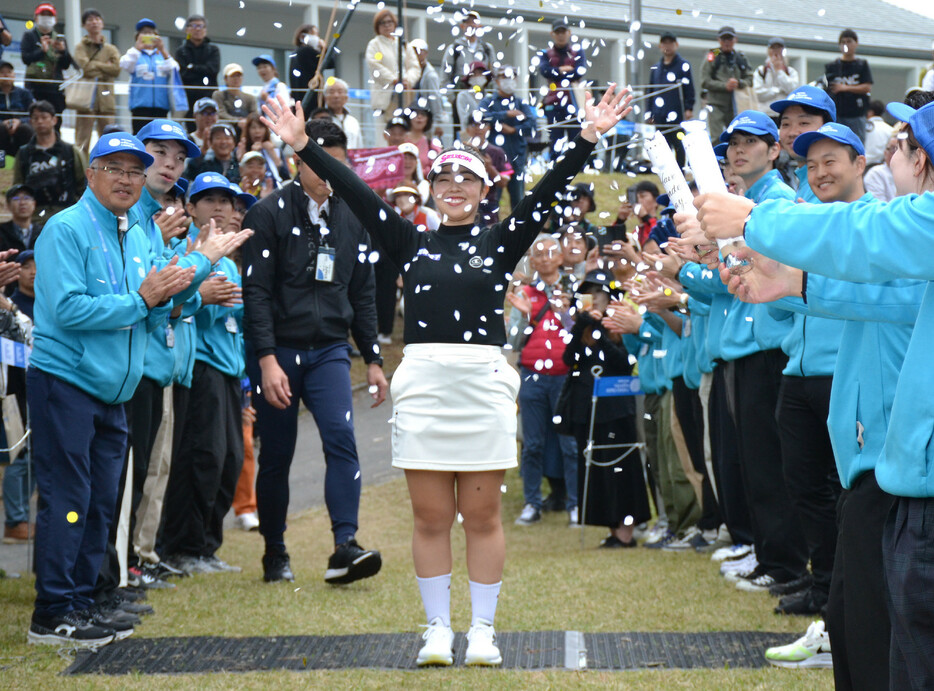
[316,246,336,283]
[225,315,238,334]
[165,325,175,348]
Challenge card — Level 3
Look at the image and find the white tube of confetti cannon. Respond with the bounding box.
[644,130,696,214]
[679,120,751,274]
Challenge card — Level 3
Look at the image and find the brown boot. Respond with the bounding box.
[3,522,33,544]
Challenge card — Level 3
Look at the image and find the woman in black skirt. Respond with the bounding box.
[563,270,651,547]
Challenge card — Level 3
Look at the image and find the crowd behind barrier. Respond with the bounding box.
[3,1,934,683]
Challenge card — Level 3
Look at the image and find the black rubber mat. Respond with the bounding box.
[66,631,791,675]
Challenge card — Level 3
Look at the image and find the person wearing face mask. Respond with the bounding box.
[456,61,491,137]
[478,66,538,211]
[442,10,497,131]
[21,3,74,114]
[288,24,327,104]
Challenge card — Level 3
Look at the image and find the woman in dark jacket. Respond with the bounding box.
[562,270,651,547]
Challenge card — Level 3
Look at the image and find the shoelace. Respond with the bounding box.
[420,621,451,641]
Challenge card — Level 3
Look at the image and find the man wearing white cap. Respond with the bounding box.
[213,63,258,133]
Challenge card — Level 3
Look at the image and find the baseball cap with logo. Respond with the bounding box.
[187,172,237,201]
[223,63,244,78]
[793,122,866,158]
[770,85,837,121]
[89,132,154,168]
[717,26,736,38]
[228,182,256,209]
[252,54,276,68]
[720,110,779,142]
[886,100,934,163]
[194,97,219,114]
[136,119,200,158]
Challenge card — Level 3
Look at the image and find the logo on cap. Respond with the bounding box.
[161,124,174,132]
[108,137,121,146]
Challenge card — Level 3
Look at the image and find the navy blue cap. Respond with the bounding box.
[187,172,237,201]
[15,249,34,265]
[5,183,35,201]
[89,132,154,168]
[770,85,837,121]
[136,119,201,159]
[657,193,671,208]
[793,122,865,157]
[252,54,276,68]
[713,142,729,160]
[229,183,256,209]
[171,177,189,198]
[135,18,157,32]
[887,101,934,163]
[720,110,779,143]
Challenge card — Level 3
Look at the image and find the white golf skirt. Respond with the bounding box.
[390,343,520,471]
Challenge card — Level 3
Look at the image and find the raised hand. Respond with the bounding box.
[505,290,532,317]
[603,300,642,335]
[581,83,633,142]
[261,93,308,151]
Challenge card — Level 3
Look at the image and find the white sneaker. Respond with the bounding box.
[765,620,833,669]
[721,552,758,579]
[465,619,502,666]
[568,507,580,528]
[643,522,670,545]
[514,504,541,526]
[416,617,454,666]
[662,526,700,552]
[377,333,392,345]
[711,543,752,562]
[235,512,260,531]
[736,572,776,592]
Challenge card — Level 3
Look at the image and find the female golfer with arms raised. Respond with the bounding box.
[262,87,631,666]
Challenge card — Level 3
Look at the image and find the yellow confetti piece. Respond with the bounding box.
[67,511,78,523]
[26,20,34,29]
[374,52,383,61]
[538,16,545,22]
[677,132,685,140]
[664,288,672,296]
[326,76,336,86]
[549,82,558,91]
[473,85,481,92]
[333,32,340,39]
[676,8,683,14]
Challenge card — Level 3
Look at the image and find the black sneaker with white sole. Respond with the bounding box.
[27,610,115,648]
[99,592,155,617]
[324,539,382,585]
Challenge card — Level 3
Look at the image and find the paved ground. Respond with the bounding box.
[0,385,399,578]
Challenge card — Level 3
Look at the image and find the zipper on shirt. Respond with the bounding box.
[113,228,134,404]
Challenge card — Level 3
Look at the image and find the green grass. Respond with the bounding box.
[0,469,832,689]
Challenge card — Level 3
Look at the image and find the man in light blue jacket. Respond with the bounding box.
[26,134,197,649]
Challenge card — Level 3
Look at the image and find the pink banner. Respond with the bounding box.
[347,147,405,191]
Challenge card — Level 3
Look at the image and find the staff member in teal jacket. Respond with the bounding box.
[162,173,246,575]
[695,98,934,690]
[769,85,836,201]
[26,134,197,649]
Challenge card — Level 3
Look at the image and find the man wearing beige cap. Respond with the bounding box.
[213,63,257,134]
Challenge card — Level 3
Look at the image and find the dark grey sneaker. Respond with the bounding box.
[202,555,242,573]
[83,604,138,640]
[27,610,115,648]
[324,539,382,585]
[262,552,295,583]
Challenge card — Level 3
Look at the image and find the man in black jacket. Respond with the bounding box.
[174,15,220,132]
[0,184,41,252]
[648,32,695,167]
[242,118,387,585]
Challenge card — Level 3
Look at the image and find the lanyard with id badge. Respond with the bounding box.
[307,203,335,283]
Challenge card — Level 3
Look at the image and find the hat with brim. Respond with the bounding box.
[223,63,244,78]
[793,122,865,158]
[428,149,491,186]
[187,172,237,201]
[770,85,836,121]
[252,54,276,68]
[240,151,265,166]
[387,185,421,202]
[35,3,56,16]
[137,119,201,158]
[228,183,256,209]
[16,250,34,264]
[5,183,36,201]
[577,269,623,297]
[210,123,237,139]
[90,132,154,168]
[397,142,420,158]
[171,177,188,197]
[194,97,218,113]
[552,18,569,31]
[717,26,736,38]
[886,101,934,163]
[720,110,779,143]
[135,18,157,32]
[713,142,729,160]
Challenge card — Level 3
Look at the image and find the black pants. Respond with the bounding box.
[883,496,934,690]
[732,349,808,581]
[0,122,34,158]
[826,471,893,691]
[663,125,686,168]
[708,363,754,545]
[373,256,398,336]
[776,375,839,595]
[130,107,169,135]
[671,376,721,531]
[161,362,242,558]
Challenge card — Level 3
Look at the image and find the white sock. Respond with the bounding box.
[469,580,501,626]
[416,573,451,627]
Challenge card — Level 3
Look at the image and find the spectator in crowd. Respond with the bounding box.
[0,13,11,61]
[565,272,650,545]
[442,10,496,130]
[648,31,695,167]
[386,183,440,231]
[190,97,219,154]
[864,134,897,201]
[213,63,258,134]
[25,133,197,648]
[160,173,250,577]
[288,24,325,104]
[236,112,284,184]
[238,151,276,200]
[406,107,441,174]
[322,78,362,149]
[0,184,41,252]
[233,384,259,531]
[10,250,35,319]
[508,235,579,527]
[864,99,894,166]
[552,182,599,237]
[185,123,240,184]
[753,37,800,118]
[612,180,660,247]
[701,26,753,143]
[175,15,220,130]
[410,39,446,142]
[384,114,410,147]
[252,54,290,106]
[241,118,386,585]
[14,101,86,222]
[21,3,74,114]
[824,29,872,144]
[536,18,588,159]
[455,61,491,135]
[771,85,836,200]
[0,62,35,160]
[460,114,511,225]
[365,9,420,139]
[120,19,180,135]
[72,9,121,154]
[480,66,538,210]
